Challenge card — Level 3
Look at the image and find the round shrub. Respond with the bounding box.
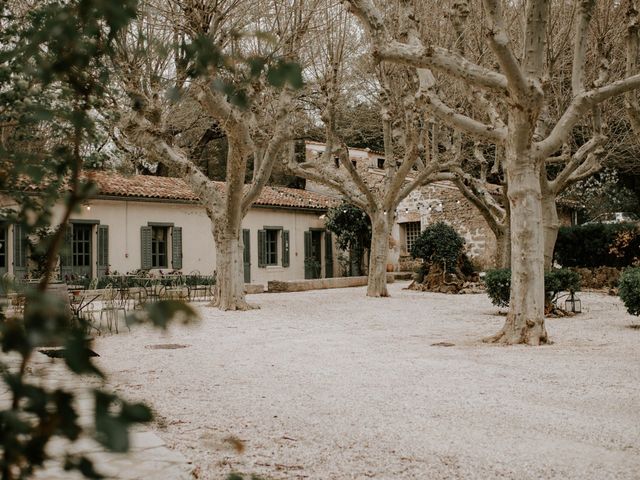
[619,267,640,316]
[484,268,510,307]
[410,222,465,273]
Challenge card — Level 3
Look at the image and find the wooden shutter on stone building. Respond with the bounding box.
[172,227,183,270]
[140,226,152,270]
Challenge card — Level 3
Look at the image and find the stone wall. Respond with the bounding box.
[394,181,497,270]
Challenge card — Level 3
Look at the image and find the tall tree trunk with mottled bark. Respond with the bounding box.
[366,210,393,296]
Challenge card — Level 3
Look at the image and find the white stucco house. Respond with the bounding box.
[0,171,340,285]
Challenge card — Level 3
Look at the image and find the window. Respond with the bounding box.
[405,222,421,253]
[334,157,340,168]
[151,226,168,268]
[377,158,385,169]
[351,159,357,168]
[141,225,182,270]
[258,228,290,268]
[72,224,92,267]
[265,229,278,266]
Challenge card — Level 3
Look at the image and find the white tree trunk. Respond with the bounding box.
[367,212,392,297]
[211,224,252,311]
[486,151,548,345]
[495,225,511,269]
[542,194,560,271]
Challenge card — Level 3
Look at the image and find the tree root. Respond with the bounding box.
[208,297,259,311]
[483,323,548,346]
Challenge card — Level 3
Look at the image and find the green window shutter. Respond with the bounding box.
[304,231,312,279]
[282,230,290,268]
[60,224,73,279]
[325,231,333,278]
[257,230,266,268]
[243,229,251,283]
[172,226,183,270]
[97,225,109,277]
[140,226,152,270]
[13,224,28,279]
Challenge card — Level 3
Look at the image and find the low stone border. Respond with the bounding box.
[267,275,395,293]
[244,284,266,294]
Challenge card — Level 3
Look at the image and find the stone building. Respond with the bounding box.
[304,141,577,271]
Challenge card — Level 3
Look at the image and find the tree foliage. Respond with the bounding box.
[325,203,371,252]
[0,2,198,478]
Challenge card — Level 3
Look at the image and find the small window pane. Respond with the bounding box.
[405,222,421,253]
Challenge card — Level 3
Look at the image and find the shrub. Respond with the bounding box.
[619,268,640,316]
[484,268,581,308]
[555,223,640,268]
[411,222,466,273]
[484,268,510,307]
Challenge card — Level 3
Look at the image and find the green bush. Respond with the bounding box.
[619,268,640,316]
[410,222,465,273]
[484,268,581,308]
[555,223,640,268]
[484,268,510,307]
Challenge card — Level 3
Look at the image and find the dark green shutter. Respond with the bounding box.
[257,230,266,268]
[141,226,152,270]
[13,224,28,279]
[304,231,312,279]
[60,224,73,279]
[325,231,333,278]
[172,226,183,270]
[243,229,251,282]
[97,225,109,277]
[282,230,290,268]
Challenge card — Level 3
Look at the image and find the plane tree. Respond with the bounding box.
[115,0,314,310]
[346,0,640,343]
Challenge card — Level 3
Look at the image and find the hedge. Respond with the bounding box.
[554,223,640,268]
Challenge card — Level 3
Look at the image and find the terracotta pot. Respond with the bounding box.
[386,264,395,272]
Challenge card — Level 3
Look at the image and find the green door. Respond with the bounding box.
[243,229,251,283]
[304,230,322,279]
[0,225,7,277]
[325,232,333,278]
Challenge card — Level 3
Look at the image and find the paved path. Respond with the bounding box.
[5,350,193,480]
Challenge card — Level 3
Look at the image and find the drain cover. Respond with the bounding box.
[145,344,189,350]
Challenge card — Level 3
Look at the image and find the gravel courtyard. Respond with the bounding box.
[95,282,640,480]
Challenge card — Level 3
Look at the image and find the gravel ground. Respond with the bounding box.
[94,282,640,480]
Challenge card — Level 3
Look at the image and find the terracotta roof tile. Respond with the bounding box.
[85,171,339,211]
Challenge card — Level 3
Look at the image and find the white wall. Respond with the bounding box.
[55,198,331,284]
